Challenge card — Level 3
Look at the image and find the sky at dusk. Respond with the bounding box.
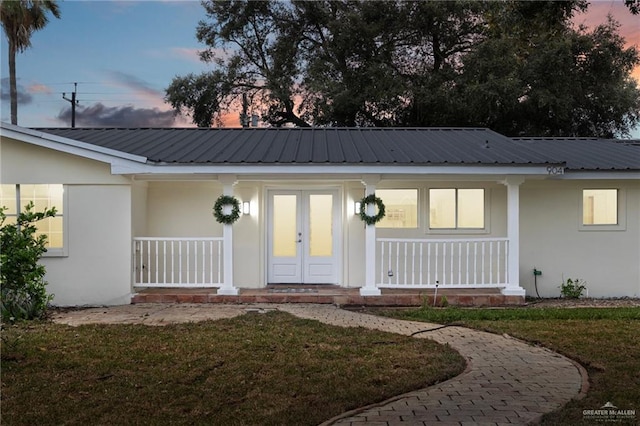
[1,0,639,137]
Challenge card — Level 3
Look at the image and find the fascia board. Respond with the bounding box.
[551,171,640,180]
[111,163,563,176]
[1,123,147,164]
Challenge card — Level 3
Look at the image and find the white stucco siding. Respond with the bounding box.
[42,185,132,306]
[345,182,366,287]
[145,181,223,237]
[1,138,129,184]
[520,180,640,298]
[131,181,148,237]
[233,182,263,288]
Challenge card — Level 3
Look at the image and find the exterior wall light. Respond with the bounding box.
[354,201,361,215]
[243,201,251,215]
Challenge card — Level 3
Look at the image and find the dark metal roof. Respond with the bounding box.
[33,127,640,170]
[36,127,563,166]
[512,138,640,171]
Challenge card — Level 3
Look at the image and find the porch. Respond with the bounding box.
[131,286,525,307]
[132,235,522,305]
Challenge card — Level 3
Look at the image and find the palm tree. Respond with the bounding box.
[1,0,60,125]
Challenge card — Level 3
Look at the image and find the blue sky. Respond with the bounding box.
[1,0,639,136]
[1,0,209,127]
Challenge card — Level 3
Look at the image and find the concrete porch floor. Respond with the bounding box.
[132,285,525,307]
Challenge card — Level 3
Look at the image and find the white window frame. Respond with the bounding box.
[579,188,626,232]
[426,187,490,235]
[2,184,68,257]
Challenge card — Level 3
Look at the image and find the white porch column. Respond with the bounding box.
[501,177,526,296]
[360,175,382,296]
[218,175,239,295]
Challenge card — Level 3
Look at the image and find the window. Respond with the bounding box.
[429,188,484,229]
[582,189,617,225]
[376,189,418,228]
[1,184,65,252]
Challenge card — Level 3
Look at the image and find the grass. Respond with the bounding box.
[1,311,465,426]
[381,306,640,425]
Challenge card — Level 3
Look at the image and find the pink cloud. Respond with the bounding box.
[169,47,202,63]
[28,83,53,95]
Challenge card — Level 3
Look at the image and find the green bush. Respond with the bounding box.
[1,202,56,321]
[559,277,587,299]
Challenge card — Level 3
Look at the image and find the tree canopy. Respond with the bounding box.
[165,0,640,137]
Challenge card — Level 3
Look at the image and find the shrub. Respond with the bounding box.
[559,278,587,299]
[0,202,56,321]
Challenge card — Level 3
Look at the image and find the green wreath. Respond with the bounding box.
[359,194,386,225]
[213,195,241,224]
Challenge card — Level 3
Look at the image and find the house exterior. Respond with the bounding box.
[1,122,638,306]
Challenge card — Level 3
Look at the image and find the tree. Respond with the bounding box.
[458,4,640,137]
[166,0,308,127]
[168,0,640,137]
[624,0,640,14]
[0,0,60,125]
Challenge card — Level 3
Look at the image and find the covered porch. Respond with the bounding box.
[131,175,527,302]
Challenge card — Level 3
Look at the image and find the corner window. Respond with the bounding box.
[1,184,65,254]
[582,189,617,225]
[429,188,484,229]
[376,189,418,228]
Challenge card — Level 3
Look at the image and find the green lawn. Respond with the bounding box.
[381,306,640,425]
[1,311,465,426]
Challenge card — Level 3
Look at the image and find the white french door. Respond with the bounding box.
[267,190,340,284]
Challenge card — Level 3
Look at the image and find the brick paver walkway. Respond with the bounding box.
[53,304,586,425]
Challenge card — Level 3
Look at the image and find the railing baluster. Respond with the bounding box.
[186,241,190,284]
[489,241,493,284]
[497,240,501,284]
[411,243,416,285]
[458,242,462,285]
[473,242,477,285]
[449,242,453,285]
[427,243,431,285]
[194,240,199,284]
[381,241,385,284]
[419,243,423,285]
[171,241,175,284]
[395,242,400,285]
[481,241,486,285]
[201,241,205,284]
[218,240,222,284]
[435,243,439,285]
[403,243,408,285]
[162,240,167,284]
[505,240,509,285]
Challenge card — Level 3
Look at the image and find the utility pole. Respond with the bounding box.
[62,82,79,128]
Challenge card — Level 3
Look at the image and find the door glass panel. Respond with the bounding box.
[273,195,298,256]
[309,194,332,257]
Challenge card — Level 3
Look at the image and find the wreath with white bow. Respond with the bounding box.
[358,194,386,225]
[213,195,241,224]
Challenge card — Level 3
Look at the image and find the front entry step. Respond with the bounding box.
[131,287,525,307]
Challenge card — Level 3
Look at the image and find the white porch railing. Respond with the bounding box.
[377,238,509,288]
[133,238,224,288]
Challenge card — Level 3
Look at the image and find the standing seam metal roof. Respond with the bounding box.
[29,127,640,170]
